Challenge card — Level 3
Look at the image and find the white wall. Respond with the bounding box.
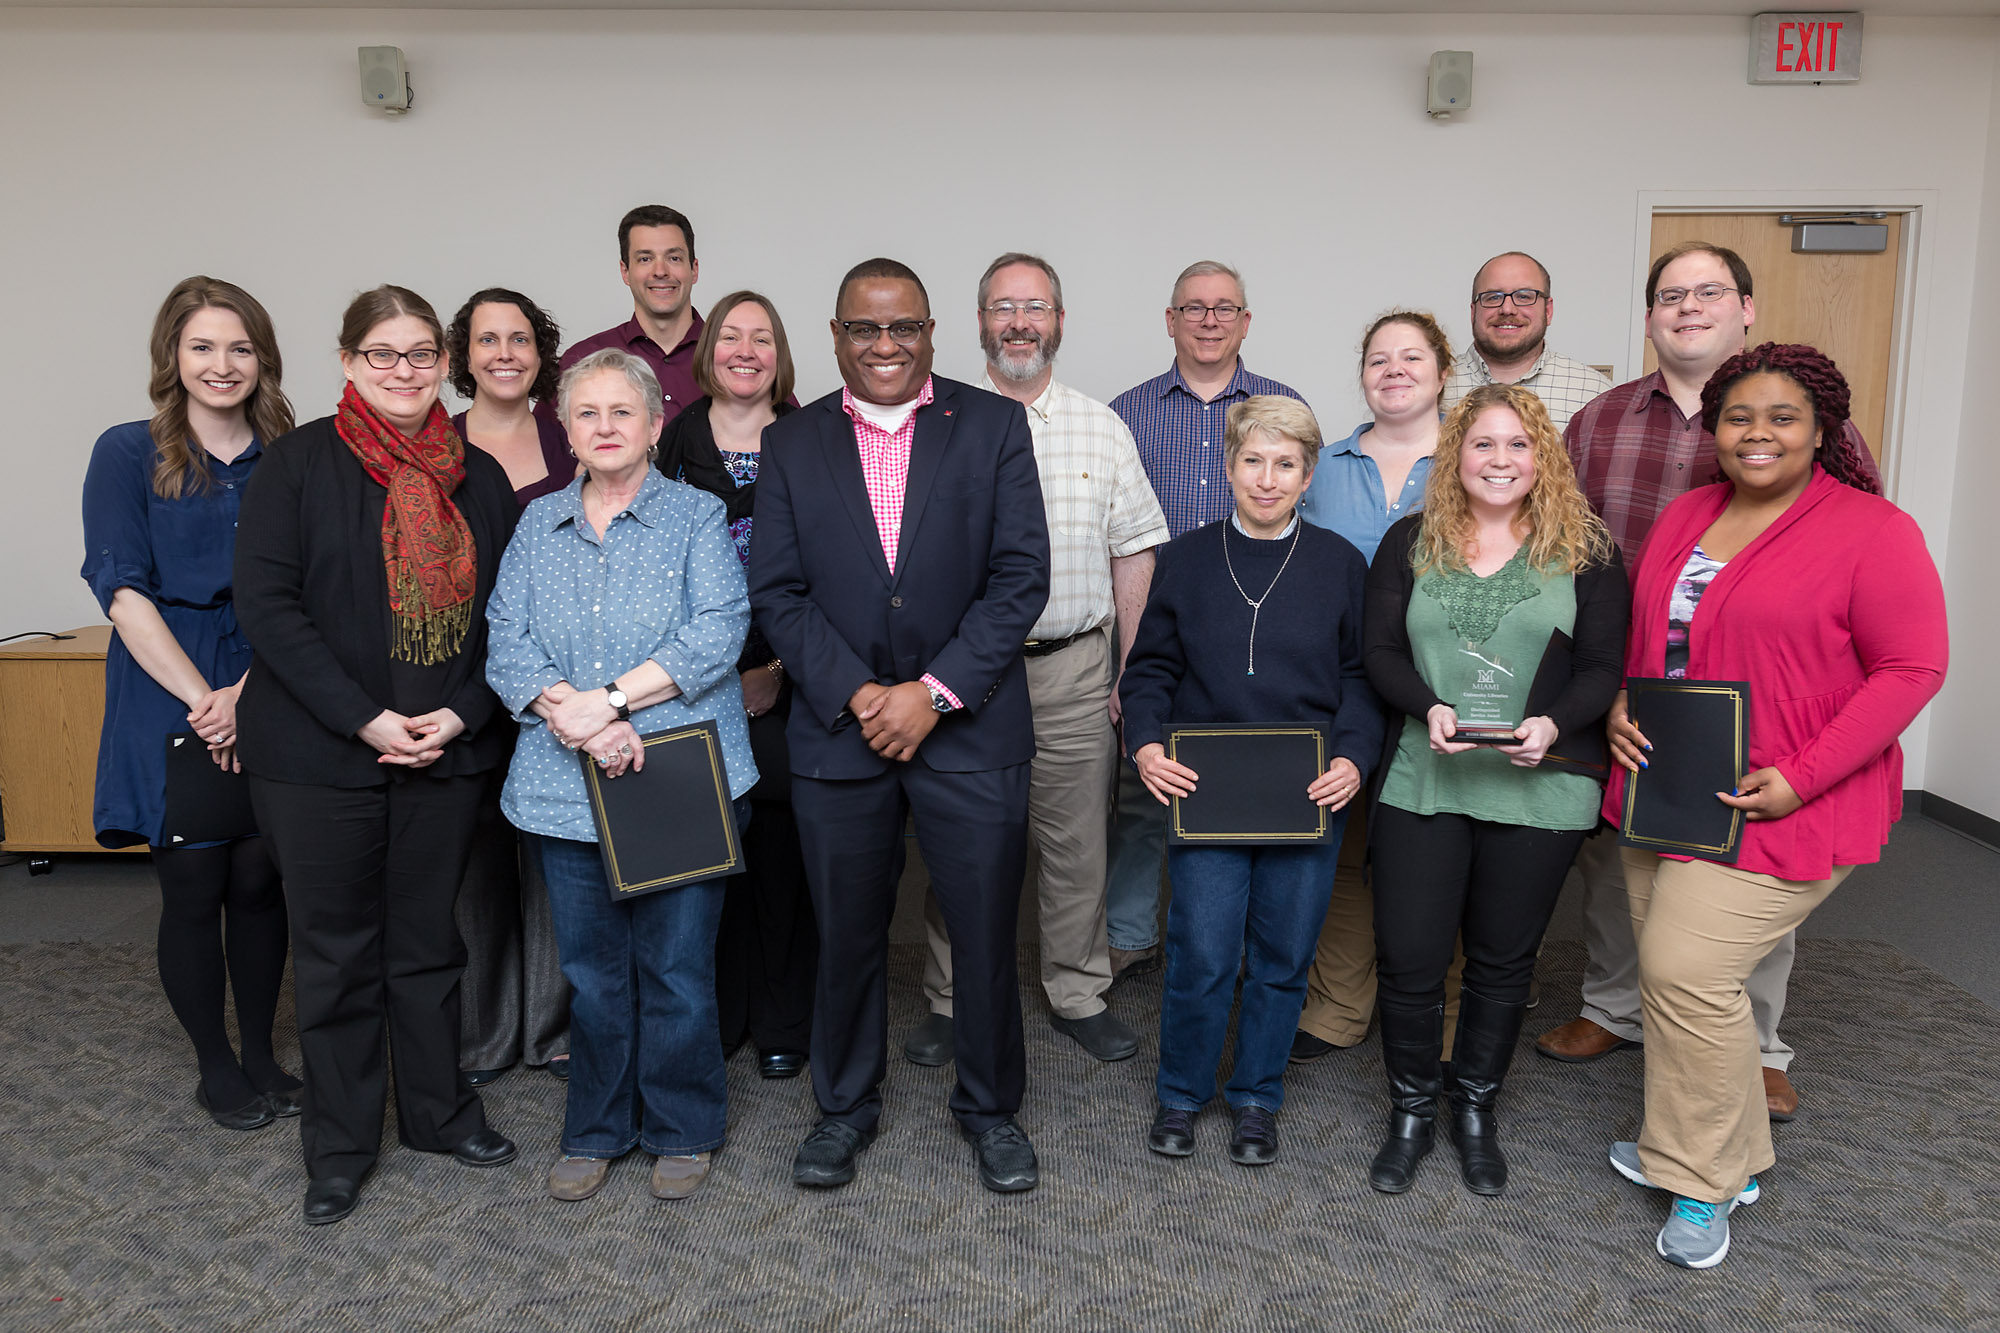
[3,7,1993,799]
[1927,37,2000,822]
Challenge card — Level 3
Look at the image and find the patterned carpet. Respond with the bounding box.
[3,938,1997,1332]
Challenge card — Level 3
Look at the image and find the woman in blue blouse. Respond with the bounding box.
[1290,310,1453,1063]
[80,276,299,1130]
[486,348,756,1205]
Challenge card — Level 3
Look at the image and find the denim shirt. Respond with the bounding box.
[1295,421,1434,565]
[486,468,756,842]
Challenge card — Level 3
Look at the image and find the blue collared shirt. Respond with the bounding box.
[1296,421,1434,565]
[1109,359,1308,539]
[486,468,756,842]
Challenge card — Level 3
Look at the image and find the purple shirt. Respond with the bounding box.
[453,410,577,508]
[557,310,706,427]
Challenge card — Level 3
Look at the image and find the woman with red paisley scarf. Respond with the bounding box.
[234,286,523,1227]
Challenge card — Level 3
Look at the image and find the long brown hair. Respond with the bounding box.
[1411,383,1611,577]
[147,276,294,499]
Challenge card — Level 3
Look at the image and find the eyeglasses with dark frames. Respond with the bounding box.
[357,347,441,369]
[1173,302,1244,323]
[838,320,929,347]
[1473,289,1548,309]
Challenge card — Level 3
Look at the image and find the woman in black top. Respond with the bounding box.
[658,291,814,1078]
[234,286,521,1226]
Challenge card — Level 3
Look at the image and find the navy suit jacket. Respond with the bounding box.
[748,375,1050,780]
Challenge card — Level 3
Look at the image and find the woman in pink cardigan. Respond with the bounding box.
[1599,343,1947,1270]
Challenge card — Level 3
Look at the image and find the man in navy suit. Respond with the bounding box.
[749,258,1050,1192]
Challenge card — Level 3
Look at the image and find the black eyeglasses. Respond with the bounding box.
[838,320,928,347]
[1473,289,1547,309]
[358,347,441,369]
[1173,302,1244,323]
[1652,283,1740,308]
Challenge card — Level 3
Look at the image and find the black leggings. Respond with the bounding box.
[151,837,292,1107]
[1371,804,1588,1013]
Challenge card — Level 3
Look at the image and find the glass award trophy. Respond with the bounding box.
[1444,638,1523,744]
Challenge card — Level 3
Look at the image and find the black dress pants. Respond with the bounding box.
[794,760,1029,1135]
[1371,803,1590,1013]
[716,798,817,1056]
[250,773,490,1181]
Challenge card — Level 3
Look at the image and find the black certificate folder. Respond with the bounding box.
[1618,678,1751,863]
[161,732,257,845]
[581,721,742,900]
[1166,724,1330,846]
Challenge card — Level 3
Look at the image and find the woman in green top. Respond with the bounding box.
[1360,382,1627,1198]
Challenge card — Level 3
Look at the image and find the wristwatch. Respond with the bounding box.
[604,685,631,721]
[925,681,952,713]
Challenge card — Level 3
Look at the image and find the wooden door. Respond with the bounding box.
[1645,212,1901,460]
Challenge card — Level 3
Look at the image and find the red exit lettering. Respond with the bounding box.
[1776,20,1845,74]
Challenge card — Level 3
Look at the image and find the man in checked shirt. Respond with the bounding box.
[907,254,1169,1069]
[1102,261,1309,980]
[1536,240,1880,1126]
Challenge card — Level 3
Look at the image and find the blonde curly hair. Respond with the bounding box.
[1410,383,1612,577]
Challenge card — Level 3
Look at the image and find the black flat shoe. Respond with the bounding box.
[462,1067,509,1088]
[793,1120,875,1188]
[1147,1105,1197,1157]
[548,1055,571,1082]
[1228,1105,1278,1166]
[450,1128,519,1169]
[963,1117,1038,1193]
[759,1051,806,1080]
[197,1083,275,1131]
[1288,1030,1340,1064]
[261,1087,303,1119]
[303,1176,362,1226]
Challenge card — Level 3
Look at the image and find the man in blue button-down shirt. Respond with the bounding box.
[1104,261,1310,977]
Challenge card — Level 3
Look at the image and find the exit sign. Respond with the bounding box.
[1750,13,1862,84]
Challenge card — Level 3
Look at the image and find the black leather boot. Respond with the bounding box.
[1368,1003,1443,1194]
[1447,986,1529,1197]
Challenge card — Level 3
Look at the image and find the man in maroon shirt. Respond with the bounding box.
[556,204,704,425]
[1539,240,1879,1124]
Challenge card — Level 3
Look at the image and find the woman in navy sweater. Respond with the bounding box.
[1119,395,1383,1167]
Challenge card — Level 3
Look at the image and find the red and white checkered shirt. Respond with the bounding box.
[840,376,961,708]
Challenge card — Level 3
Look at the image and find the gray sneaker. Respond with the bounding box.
[1657,1196,1732,1269]
[1608,1141,1759,1206]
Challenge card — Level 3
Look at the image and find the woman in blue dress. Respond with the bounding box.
[80,276,299,1130]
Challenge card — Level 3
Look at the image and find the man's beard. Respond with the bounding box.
[982,324,1061,383]
[1473,325,1543,365]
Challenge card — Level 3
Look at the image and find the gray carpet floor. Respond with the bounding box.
[3,932,1998,1332]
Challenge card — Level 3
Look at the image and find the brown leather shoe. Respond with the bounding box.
[1763,1067,1799,1122]
[547,1155,610,1202]
[650,1152,712,1200]
[1535,1016,1640,1063]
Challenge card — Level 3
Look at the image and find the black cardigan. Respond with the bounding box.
[233,415,520,787]
[1362,512,1629,796]
[655,396,796,526]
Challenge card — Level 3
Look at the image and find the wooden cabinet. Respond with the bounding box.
[0,625,139,854]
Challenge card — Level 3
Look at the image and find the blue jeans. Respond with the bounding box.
[531,830,731,1158]
[1155,822,1347,1114]
[1105,759,1169,951]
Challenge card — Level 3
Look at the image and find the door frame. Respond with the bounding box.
[1631,188,1936,499]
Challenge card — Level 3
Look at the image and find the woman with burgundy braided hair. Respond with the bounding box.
[1597,343,1947,1269]
[234,285,523,1225]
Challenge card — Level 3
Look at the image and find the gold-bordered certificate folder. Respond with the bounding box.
[1618,678,1751,863]
[1166,723,1330,846]
[580,721,742,900]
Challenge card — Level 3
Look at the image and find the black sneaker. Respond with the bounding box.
[1147,1104,1198,1157]
[1229,1105,1278,1166]
[963,1117,1038,1193]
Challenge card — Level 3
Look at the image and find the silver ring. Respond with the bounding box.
[617,745,631,756]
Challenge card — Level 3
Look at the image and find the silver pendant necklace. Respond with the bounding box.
[1221,519,1301,676]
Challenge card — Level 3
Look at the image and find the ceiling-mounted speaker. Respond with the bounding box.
[1428,51,1473,119]
[359,46,412,115]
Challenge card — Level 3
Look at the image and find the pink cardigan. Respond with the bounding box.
[1603,469,1948,881]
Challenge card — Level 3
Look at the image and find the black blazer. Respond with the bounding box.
[655,396,796,527]
[233,415,520,787]
[747,376,1050,780]
[1362,512,1629,799]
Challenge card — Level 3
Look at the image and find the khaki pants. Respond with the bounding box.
[1297,798,1467,1057]
[925,628,1116,1020]
[1579,828,1796,1068]
[1625,847,1849,1203]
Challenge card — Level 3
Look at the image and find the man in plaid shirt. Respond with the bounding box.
[1441,251,1612,431]
[1537,240,1879,1126]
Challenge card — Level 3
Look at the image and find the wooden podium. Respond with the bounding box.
[0,625,140,857]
